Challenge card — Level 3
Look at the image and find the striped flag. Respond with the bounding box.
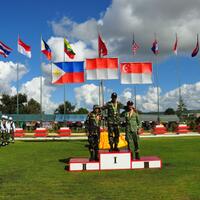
[0,41,12,58]
[191,34,199,57]
[64,38,75,59]
[173,34,178,55]
[52,61,84,84]
[86,58,118,80]
[132,40,139,55]
[132,34,139,55]
[18,37,31,58]
[41,38,52,60]
[151,39,159,55]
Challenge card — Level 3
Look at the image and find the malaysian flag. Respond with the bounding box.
[132,34,139,55]
[0,41,12,58]
[132,40,139,55]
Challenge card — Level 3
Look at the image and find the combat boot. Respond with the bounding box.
[135,152,140,160]
[89,150,95,161]
[94,150,99,161]
[114,143,119,152]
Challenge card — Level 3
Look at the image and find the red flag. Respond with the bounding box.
[120,62,152,84]
[173,34,178,55]
[191,34,199,57]
[86,58,118,80]
[98,34,108,57]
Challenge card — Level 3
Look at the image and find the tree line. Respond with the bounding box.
[0,93,188,117]
[0,93,89,114]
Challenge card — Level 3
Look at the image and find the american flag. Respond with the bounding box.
[132,40,139,55]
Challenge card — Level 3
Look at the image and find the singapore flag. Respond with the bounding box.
[120,62,152,84]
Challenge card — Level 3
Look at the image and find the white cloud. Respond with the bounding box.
[20,76,57,113]
[0,61,28,94]
[74,84,100,109]
[49,0,200,58]
[119,88,133,103]
[47,36,96,62]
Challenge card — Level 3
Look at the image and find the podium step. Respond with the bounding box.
[132,156,162,169]
[68,151,162,172]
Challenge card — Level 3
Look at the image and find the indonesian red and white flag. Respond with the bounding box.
[86,58,118,80]
[18,38,31,58]
[120,62,152,84]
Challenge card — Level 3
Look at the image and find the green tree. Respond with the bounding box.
[0,93,27,114]
[164,108,175,115]
[24,98,41,114]
[176,98,187,122]
[74,107,89,114]
[54,101,75,114]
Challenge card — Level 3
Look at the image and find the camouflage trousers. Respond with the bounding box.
[108,124,120,150]
[0,131,9,145]
[125,131,139,154]
[88,130,100,160]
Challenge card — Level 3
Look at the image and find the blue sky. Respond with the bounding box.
[1,0,200,113]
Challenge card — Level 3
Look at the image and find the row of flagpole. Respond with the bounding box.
[0,32,194,124]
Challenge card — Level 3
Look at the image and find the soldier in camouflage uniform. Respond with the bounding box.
[103,93,124,152]
[124,101,141,160]
[85,105,102,161]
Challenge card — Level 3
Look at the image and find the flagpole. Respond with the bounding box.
[132,32,137,109]
[16,62,19,126]
[16,35,20,127]
[134,86,137,109]
[40,36,43,124]
[63,38,66,124]
[154,33,160,123]
[174,33,182,109]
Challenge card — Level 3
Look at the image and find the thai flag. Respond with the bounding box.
[0,41,12,58]
[52,61,84,84]
[151,39,159,55]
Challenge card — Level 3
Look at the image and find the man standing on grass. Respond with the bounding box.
[103,92,124,152]
[85,105,102,161]
[0,115,9,146]
[124,101,141,160]
[7,117,16,143]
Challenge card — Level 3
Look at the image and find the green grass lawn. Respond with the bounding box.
[0,137,200,200]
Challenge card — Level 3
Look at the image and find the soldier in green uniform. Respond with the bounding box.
[85,105,102,161]
[103,92,124,152]
[124,101,141,160]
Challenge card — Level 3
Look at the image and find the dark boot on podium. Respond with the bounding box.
[109,143,114,152]
[89,150,95,161]
[134,151,140,160]
[113,143,119,152]
[94,150,99,161]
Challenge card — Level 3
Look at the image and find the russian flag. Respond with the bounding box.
[52,62,84,84]
[0,41,12,58]
[41,39,52,60]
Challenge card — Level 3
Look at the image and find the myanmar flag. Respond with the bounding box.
[64,38,75,59]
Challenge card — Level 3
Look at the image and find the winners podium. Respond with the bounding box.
[68,150,162,172]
